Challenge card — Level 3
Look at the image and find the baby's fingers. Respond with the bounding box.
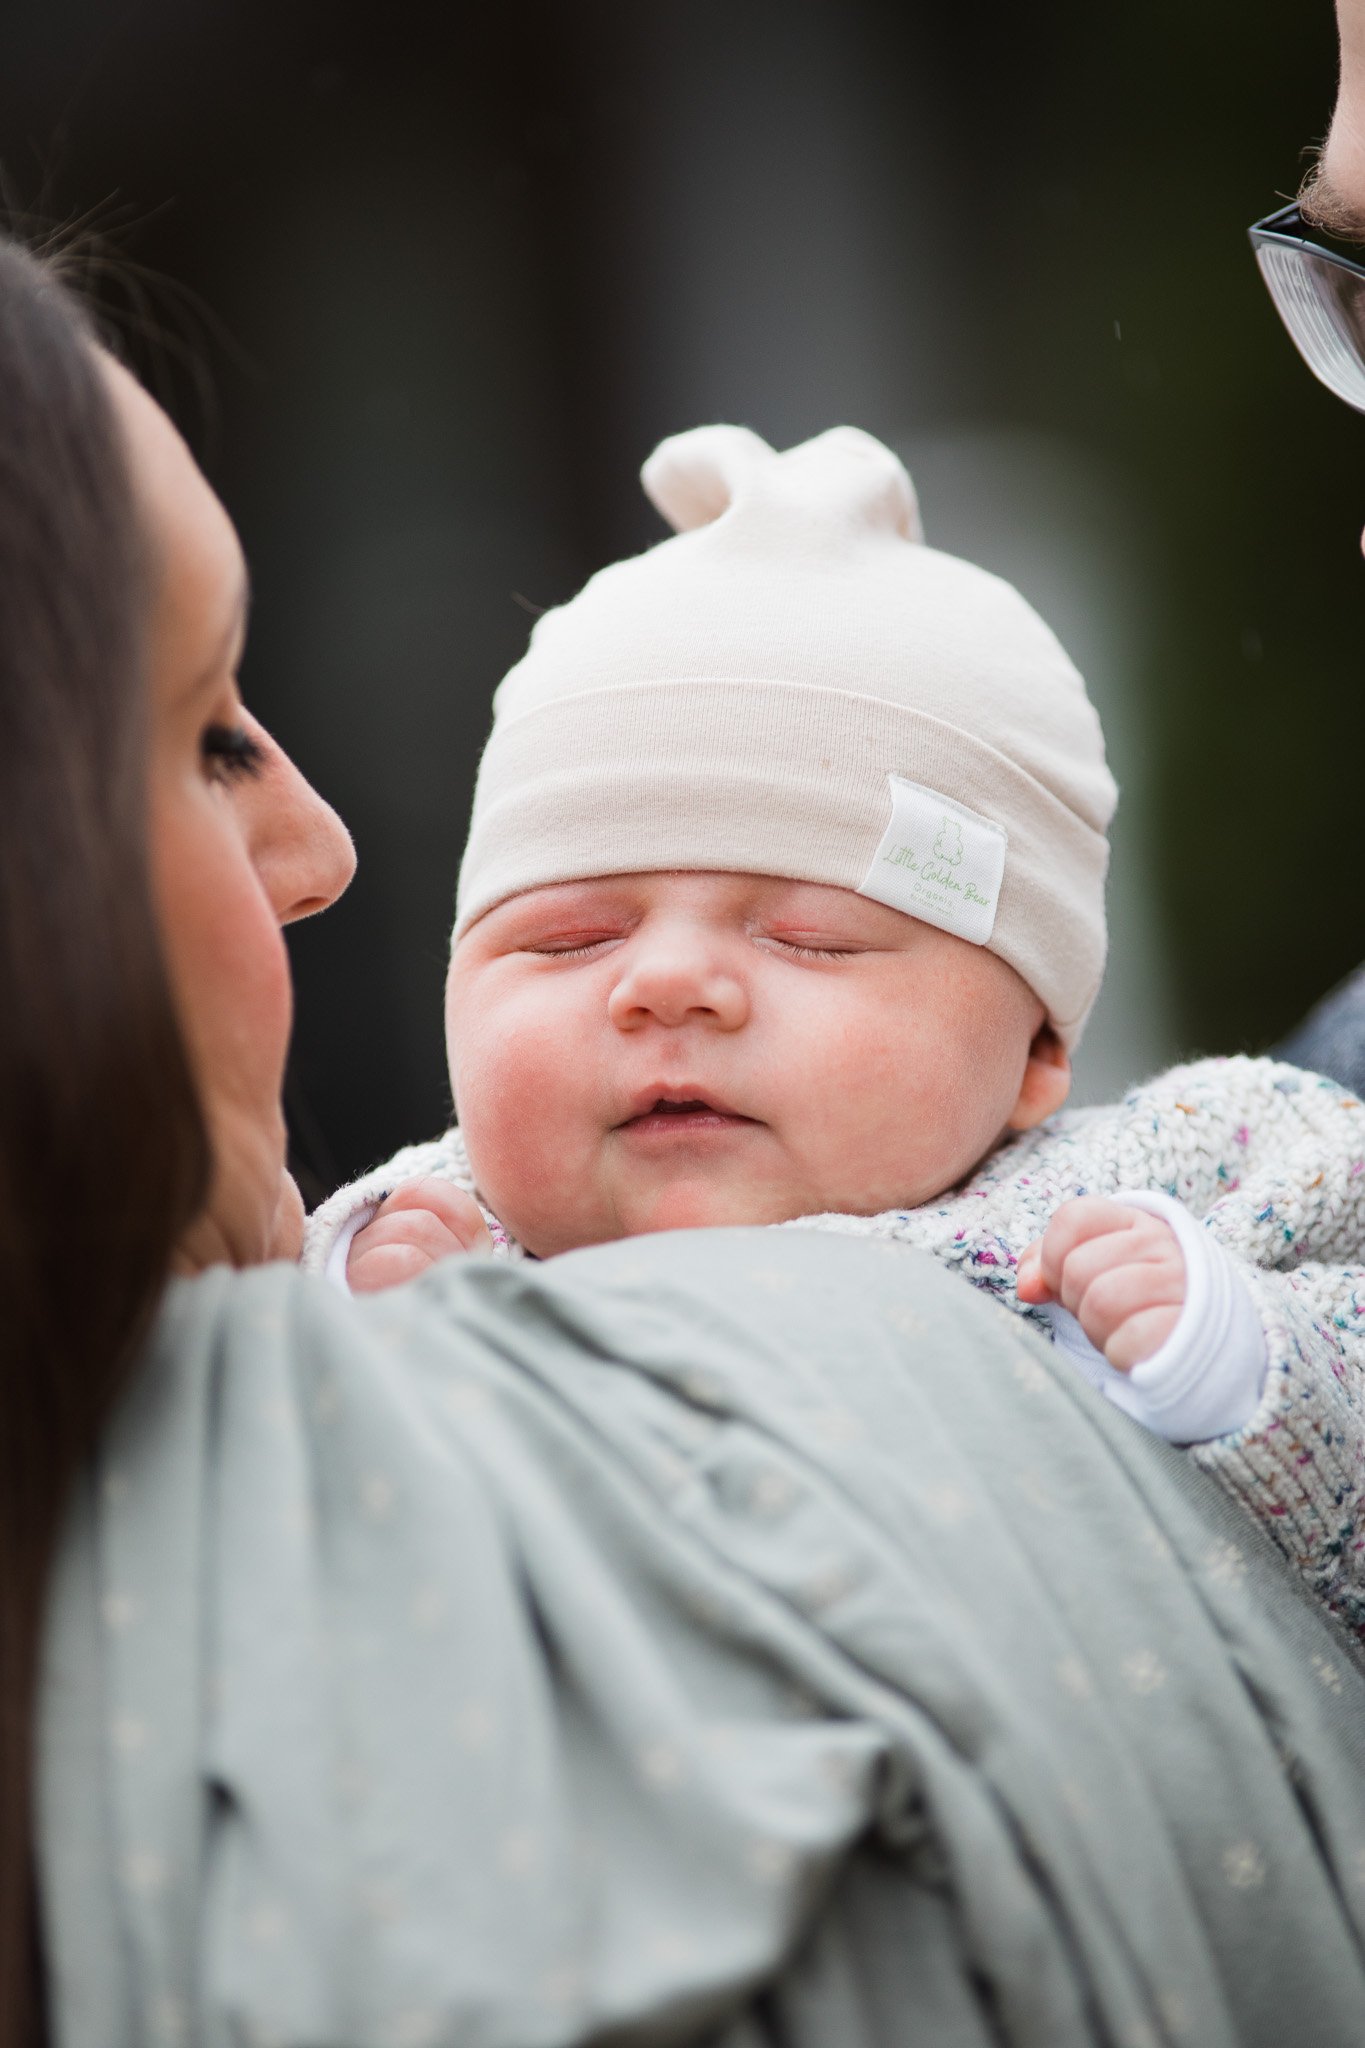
[1015,1241,1052,1304]
[372,1177,492,1253]
[1036,1197,1149,1301]
[347,1177,493,1294]
[1019,1200,1137,1304]
[1028,1197,1188,1370]
[1105,1303,1182,1373]
[348,1237,443,1294]
[1064,1257,1185,1356]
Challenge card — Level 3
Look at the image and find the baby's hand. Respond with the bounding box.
[1015,1197,1186,1370]
[347,1177,492,1294]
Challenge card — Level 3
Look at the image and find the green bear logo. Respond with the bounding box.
[933,817,964,867]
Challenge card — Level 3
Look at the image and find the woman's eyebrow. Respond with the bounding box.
[180,563,252,705]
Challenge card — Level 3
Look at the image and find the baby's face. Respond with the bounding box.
[446,870,1068,1258]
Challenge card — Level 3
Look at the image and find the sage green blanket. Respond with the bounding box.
[39,1229,1365,2046]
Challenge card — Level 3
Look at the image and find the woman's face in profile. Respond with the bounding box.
[101,358,356,1271]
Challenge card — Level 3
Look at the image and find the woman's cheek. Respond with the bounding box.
[152,779,292,1087]
[206,870,294,1088]
[250,917,295,1079]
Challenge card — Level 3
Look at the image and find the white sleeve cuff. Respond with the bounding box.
[322,1203,380,1296]
[1040,1188,1268,1444]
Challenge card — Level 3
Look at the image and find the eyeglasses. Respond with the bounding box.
[1250,202,1365,412]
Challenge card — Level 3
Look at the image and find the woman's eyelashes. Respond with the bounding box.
[201,721,266,784]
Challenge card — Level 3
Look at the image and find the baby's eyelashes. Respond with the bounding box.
[524,935,621,958]
[762,936,862,961]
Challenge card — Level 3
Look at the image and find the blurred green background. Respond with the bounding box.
[2,0,1357,1190]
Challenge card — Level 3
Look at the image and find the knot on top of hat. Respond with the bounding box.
[642,423,923,544]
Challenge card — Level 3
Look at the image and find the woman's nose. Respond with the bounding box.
[607,926,749,1032]
[239,713,357,924]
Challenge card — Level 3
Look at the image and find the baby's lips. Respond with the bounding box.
[615,1083,754,1126]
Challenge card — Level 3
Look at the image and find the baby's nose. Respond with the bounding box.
[607,933,748,1031]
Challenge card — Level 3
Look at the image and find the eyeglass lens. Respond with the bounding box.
[1256,240,1365,411]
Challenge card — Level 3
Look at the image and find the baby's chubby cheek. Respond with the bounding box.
[815,967,1035,1203]
[444,961,600,1250]
[447,1040,545,1229]
[803,1047,1009,1211]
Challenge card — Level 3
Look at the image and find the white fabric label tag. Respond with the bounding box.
[858,776,1007,945]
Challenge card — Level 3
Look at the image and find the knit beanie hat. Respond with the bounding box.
[454,424,1117,1046]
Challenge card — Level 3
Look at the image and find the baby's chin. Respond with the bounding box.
[509,1174,900,1258]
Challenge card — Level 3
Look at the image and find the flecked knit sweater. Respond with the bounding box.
[304,1055,1365,1640]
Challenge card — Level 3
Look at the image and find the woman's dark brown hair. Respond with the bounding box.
[0,237,208,2046]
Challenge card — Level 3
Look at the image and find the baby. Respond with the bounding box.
[306,425,1365,1638]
